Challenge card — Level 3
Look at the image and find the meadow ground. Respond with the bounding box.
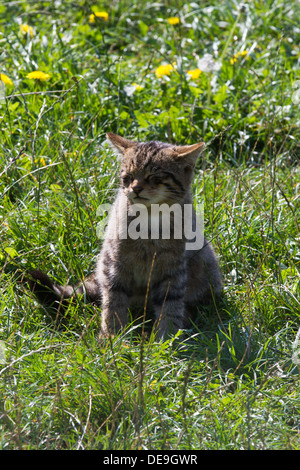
[0,0,299,450]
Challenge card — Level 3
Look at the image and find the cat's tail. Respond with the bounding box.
[24,269,101,313]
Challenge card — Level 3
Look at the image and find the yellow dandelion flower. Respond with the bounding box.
[0,73,13,86]
[167,17,180,25]
[20,24,34,37]
[230,50,249,64]
[35,157,46,166]
[149,379,158,390]
[132,83,143,91]
[26,71,50,81]
[89,11,109,23]
[155,64,174,78]
[187,68,202,80]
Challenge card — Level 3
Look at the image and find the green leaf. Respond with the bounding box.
[4,246,18,259]
[139,20,149,36]
[213,84,227,105]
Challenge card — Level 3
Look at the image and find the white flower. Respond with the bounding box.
[237,130,250,145]
[124,83,143,96]
[124,85,136,97]
[197,53,221,73]
[292,80,300,105]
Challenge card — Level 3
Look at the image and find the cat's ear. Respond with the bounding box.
[173,142,205,163]
[106,132,137,156]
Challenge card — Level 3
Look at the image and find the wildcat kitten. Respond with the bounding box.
[27,133,222,340]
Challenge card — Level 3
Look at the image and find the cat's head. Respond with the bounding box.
[107,132,205,206]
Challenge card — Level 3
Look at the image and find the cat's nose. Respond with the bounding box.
[131,182,143,194]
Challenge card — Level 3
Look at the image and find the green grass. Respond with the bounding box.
[0,0,300,450]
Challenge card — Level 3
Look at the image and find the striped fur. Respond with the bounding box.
[26,133,223,340]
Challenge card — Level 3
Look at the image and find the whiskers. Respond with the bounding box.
[155,187,185,204]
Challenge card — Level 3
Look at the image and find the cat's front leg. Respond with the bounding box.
[100,284,130,337]
[151,271,187,340]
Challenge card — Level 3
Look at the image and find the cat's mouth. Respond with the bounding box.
[130,196,150,204]
[127,193,149,203]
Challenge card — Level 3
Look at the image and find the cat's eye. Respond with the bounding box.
[147,173,163,185]
[147,167,162,178]
[121,173,133,185]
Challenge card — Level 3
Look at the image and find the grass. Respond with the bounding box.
[0,0,300,450]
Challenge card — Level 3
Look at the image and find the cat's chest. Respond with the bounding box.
[120,238,183,287]
[123,238,159,274]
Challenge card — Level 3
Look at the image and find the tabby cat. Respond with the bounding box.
[27,133,222,340]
